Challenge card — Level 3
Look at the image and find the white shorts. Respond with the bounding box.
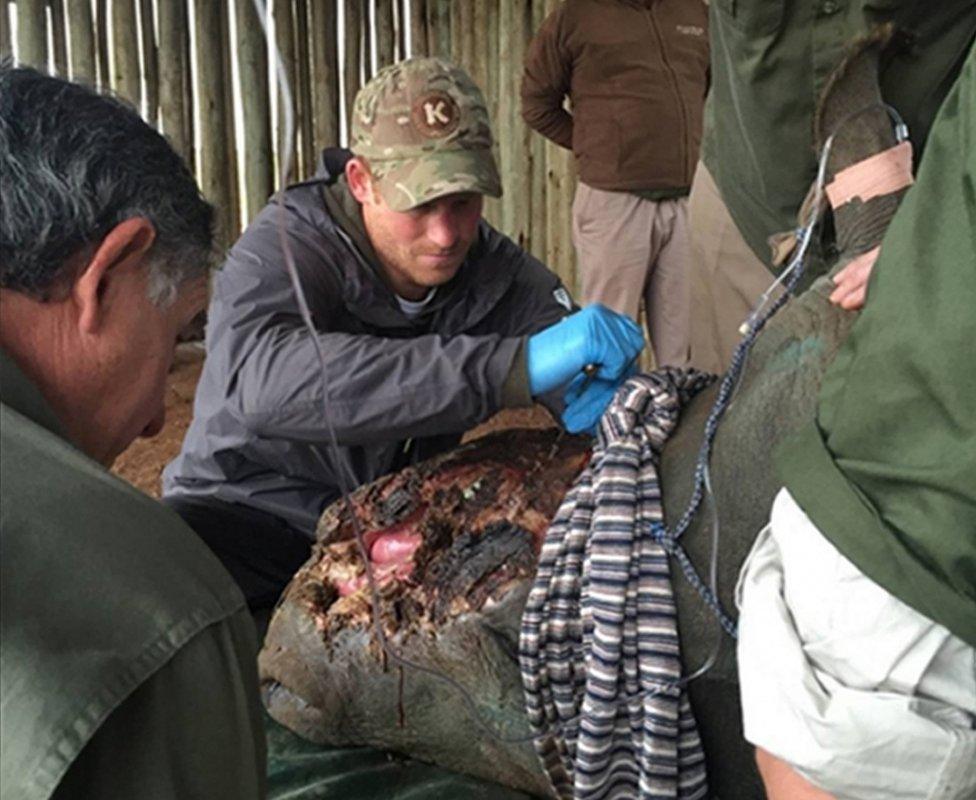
[735,488,976,800]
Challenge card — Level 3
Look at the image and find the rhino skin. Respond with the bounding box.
[259,427,591,798]
[662,277,856,798]
[259,279,855,799]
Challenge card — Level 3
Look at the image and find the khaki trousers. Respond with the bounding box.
[687,161,777,374]
[737,489,976,800]
[572,182,691,369]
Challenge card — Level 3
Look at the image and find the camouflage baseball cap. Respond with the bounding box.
[350,57,502,211]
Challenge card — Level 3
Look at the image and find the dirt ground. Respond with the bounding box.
[111,343,557,498]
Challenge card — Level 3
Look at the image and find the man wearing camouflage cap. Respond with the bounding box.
[164,58,644,609]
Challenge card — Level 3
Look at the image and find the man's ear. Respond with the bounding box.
[345,157,375,204]
[74,217,156,335]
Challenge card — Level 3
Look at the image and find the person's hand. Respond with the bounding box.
[526,305,644,396]
[561,363,635,434]
[829,248,879,310]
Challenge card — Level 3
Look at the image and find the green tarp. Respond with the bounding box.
[266,716,536,800]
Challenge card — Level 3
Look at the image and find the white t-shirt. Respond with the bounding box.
[396,288,437,319]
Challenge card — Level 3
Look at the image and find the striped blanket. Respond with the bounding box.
[520,369,714,800]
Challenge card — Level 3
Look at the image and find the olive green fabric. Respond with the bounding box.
[0,351,267,799]
[703,0,976,268]
[266,716,536,799]
[777,44,976,649]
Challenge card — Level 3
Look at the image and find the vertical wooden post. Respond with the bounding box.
[293,0,316,177]
[219,0,241,241]
[487,0,500,228]
[395,0,406,59]
[158,0,191,163]
[460,0,474,70]
[498,0,532,249]
[95,0,109,88]
[426,0,448,58]
[470,2,486,89]
[49,0,68,76]
[541,0,575,291]
[409,0,426,57]
[471,2,497,226]
[16,0,47,69]
[529,0,547,268]
[448,0,460,64]
[375,0,394,69]
[67,0,97,84]
[486,0,498,107]
[139,0,159,125]
[272,0,296,182]
[235,0,273,223]
[1,2,12,58]
[181,0,194,171]
[343,0,362,134]
[193,0,234,249]
[111,0,141,108]
[361,0,373,83]
[309,0,339,153]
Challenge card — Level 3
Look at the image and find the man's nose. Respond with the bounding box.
[426,211,460,250]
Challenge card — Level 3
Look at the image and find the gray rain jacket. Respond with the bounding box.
[163,149,572,536]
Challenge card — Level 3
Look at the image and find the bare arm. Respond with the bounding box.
[756,748,836,800]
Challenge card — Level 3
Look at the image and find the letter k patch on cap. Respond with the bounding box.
[412,91,460,138]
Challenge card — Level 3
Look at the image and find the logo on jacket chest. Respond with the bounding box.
[676,25,705,37]
[553,286,573,312]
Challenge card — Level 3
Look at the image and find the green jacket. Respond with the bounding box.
[777,44,976,649]
[703,0,976,268]
[0,351,267,799]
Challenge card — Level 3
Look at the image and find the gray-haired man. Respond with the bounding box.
[0,64,266,798]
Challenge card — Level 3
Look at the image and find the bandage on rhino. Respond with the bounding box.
[261,33,908,799]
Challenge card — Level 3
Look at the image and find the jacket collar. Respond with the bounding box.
[0,348,66,440]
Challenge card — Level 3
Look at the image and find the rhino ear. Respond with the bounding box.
[814,23,898,167]
[769,27,905,273]
[813,25,914,284]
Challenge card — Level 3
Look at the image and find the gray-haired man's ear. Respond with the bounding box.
[74,217,156,335]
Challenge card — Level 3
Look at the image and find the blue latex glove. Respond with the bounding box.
[526,305,645,396]
[561,362,636,434]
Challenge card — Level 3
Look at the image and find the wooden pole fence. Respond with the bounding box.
[2,0,579,290]
[67,0,97,84]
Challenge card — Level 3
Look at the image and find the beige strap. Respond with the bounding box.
[826,141,914,209]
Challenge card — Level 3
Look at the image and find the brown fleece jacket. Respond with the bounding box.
[521,0,709,194]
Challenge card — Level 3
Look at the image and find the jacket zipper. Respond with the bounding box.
[646,3,690,184]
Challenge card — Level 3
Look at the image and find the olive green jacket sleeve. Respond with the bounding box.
[777,43,976,649]
[1,351,267,800]
[51,609,266,800]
